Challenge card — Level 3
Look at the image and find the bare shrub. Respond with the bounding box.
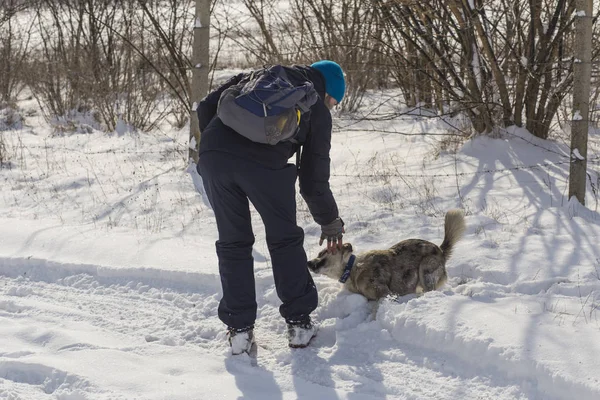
[0,0,32,103]
[222,0,388,112]
[135,0,195,128]
[27,1,101,123]
[375,0,599,139]
[292,0,388,112]
[23,0,194,132]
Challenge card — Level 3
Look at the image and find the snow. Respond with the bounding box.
[189,136,197,151]
[114,119,135,136]
[573,110,583,121]
[572,148,585,161]
[1,93,600,399]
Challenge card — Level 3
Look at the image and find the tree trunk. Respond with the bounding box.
[568,0,593,204]
[189,0,210,164]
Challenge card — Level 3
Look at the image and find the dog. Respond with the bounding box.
[307,209,466,301]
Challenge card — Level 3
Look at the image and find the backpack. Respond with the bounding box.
[217,65,318,145]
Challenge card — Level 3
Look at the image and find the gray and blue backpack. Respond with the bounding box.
[217,65,318,145]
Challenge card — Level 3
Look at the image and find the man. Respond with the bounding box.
[196,60,345,354]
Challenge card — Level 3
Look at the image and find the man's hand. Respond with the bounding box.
[319,218,345,253]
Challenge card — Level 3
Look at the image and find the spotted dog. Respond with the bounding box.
[307,209,466,300]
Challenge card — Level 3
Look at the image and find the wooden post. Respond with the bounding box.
[568,0,593,205]
[189,0,210,164]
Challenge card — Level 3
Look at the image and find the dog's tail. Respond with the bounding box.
[440,209,466,260]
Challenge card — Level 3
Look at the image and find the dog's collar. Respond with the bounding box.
[339,255,356,283]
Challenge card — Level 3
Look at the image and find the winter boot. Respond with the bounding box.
[227,326,255,355]
[286,317,317,348]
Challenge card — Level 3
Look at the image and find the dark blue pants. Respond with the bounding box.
[197,152,318,329]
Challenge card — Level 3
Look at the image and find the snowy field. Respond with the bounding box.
[1,91,600,399]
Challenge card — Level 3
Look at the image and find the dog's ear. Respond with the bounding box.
[343,243,353,252]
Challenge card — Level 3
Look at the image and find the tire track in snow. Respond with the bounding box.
[377,291,600,400]
[0,360,96,397]
[0,257,565,399]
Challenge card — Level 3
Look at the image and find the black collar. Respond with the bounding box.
[339,255,356,283]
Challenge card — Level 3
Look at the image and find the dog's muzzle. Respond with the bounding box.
[307,260,318,272]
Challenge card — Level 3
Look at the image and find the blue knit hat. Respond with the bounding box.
[310,60,346,103]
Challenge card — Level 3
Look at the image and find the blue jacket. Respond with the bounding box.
[197,65,339,226]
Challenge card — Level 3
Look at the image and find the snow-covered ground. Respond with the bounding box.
[1,93,600,399]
